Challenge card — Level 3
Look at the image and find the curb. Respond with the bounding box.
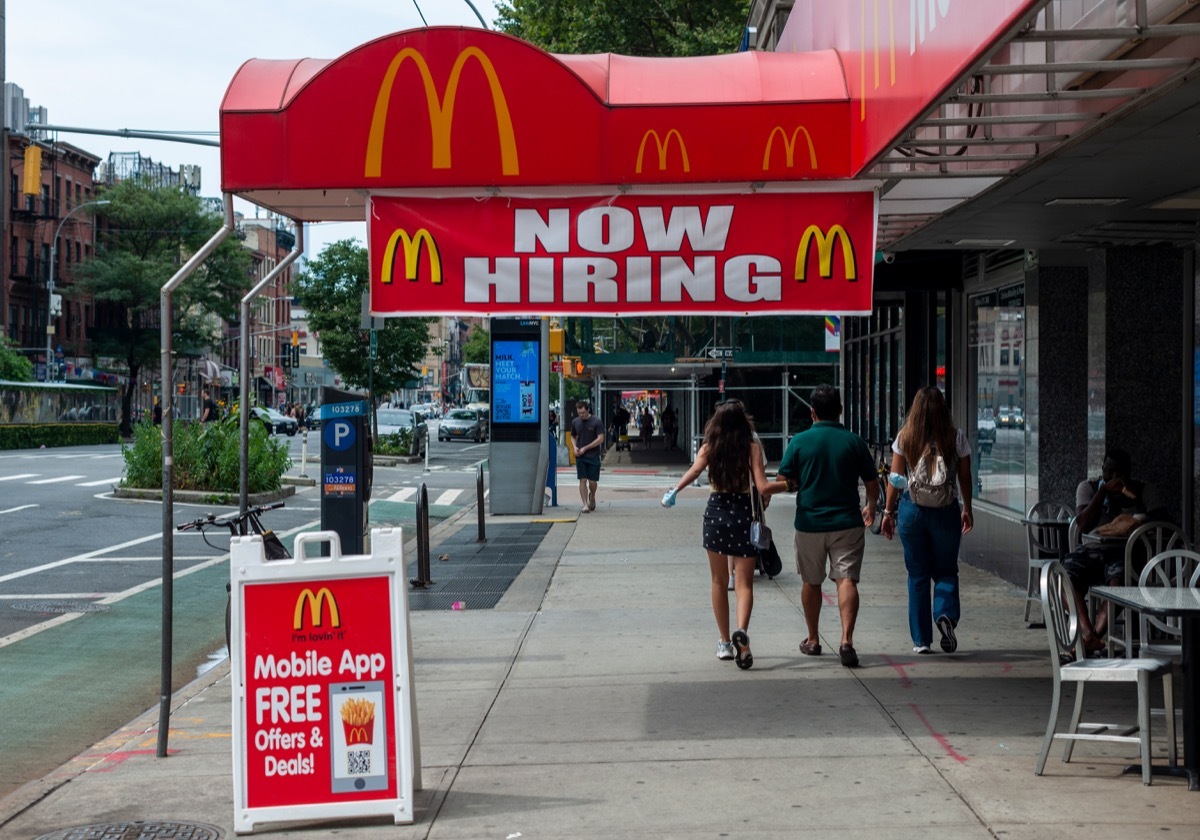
[112,485,296,505]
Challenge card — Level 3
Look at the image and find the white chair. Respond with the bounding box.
[1136,549,1200,660]
[1024,500,1073,625]
[1108,522,1186,658]
[1035,561,1176,784]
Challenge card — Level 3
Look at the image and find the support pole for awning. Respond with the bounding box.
[158,193,236,758]
[240,223,304,514]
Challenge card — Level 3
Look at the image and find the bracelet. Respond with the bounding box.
[882,510,895,516]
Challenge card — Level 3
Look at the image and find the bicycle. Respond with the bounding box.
[868,440,892,535]
[177,501,290,651]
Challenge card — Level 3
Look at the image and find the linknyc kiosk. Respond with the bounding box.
[488,318,551,515]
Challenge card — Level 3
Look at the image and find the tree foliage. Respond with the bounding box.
[462,325,490,364]
[495,0,750,56]
[0,336,34,381]
[294,240,434,395]
[73,180,252,435]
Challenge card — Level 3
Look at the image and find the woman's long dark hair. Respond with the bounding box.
[703,401,754,491]
[897,386,957,466]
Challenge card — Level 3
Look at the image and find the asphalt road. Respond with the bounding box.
[0,428,493,801]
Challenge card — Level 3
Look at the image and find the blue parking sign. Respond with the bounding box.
[324,419,356,451]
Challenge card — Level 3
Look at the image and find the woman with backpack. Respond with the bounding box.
[880,386,974,654]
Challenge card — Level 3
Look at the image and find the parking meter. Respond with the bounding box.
[318,386,372,554]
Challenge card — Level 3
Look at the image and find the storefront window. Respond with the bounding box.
[969,285,1025,511]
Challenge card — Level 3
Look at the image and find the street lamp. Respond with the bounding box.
[46,199,110,381]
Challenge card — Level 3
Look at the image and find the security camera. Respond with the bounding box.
[882,251,896,264]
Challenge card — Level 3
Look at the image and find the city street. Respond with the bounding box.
[0,427,494,801]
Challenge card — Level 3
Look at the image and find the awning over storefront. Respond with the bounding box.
[219,27,855,221]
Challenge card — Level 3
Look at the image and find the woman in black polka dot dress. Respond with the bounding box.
[662,400,787,669]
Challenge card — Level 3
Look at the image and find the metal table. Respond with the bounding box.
[1092,586,1200,790]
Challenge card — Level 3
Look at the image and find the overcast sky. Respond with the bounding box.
[7,0,502,258]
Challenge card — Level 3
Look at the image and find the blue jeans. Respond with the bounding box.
[896,495,962,647]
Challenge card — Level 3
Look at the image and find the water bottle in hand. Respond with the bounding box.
[661,488,678,508]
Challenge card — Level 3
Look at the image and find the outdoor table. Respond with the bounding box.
[1091,585,1200,790]
[1021,517,1071,555]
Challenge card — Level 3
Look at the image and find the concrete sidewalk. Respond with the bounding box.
[2,475,1195,838]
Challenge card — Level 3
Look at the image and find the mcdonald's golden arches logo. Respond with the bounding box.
[635,129,690,174]
[365,46,519,178]
[294,587,341,631]
[762,126,818,171]
[795,225,858,282]
[381,228,442,285]
[861,0,898,120]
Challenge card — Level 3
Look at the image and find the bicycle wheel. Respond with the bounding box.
[869,478,885,535]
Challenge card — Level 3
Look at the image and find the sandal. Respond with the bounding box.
[799,639,822,656]
[732,629,753,670]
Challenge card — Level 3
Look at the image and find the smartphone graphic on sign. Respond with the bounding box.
[329,681,387,793]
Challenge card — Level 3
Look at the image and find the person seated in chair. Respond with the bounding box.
[1062,448,1169,653]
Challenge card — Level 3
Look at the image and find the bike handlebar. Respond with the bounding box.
[177,501,285,532]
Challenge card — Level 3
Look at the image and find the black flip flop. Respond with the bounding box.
[732,629,753,670]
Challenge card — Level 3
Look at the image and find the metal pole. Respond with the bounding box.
[158,194,235,758]
[476,463,487,542]
[240,224,303,514]
[409,483,433,588]
[45,200,110,382]
[299,429,309,479]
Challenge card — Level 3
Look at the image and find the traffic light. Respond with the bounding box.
[291,345,300,367]
[177,383,186,395]
[549,326,564,356]
[574,358,586,376]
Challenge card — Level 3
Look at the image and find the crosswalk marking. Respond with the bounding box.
[0,474,37,482]
[384,487,417,503]
[27,475,87,485]
[76,477,123,487]
[433,489,461,506]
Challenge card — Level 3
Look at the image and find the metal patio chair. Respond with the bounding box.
[1024,500,1073,625]
[1108,522,1186,658]
[1035,561,1176,784]
[1136,549,1200,661]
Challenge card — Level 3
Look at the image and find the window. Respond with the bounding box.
[968,283,1025,512]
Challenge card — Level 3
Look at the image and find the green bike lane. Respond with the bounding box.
[0,498,461,802]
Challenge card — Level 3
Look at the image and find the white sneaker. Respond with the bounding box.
[913,645,932,654]
[727,575,735,591]
[716,641,736,660]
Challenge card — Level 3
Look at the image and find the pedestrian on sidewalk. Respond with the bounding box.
[661,400,787,670]
[729,428,769,591]
[777,385,879,667]
[572,400,605,513]
[880,386,974,655]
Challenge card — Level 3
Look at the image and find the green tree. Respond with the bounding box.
[73,180,252,436]
[495,0,750,56]
[294,240,434,396]
[462,325,490,364]
[0,336,34,381]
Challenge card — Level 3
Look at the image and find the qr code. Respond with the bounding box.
[347,748,371,776]
[495,403,511,421]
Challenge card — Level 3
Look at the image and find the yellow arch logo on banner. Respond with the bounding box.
[795,225,858,282]
[293,587,341,630]
[380,228,442,285]
[365,46,519,177]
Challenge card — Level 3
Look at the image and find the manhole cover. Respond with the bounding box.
[10,600,110,614]
[34,821,222,840]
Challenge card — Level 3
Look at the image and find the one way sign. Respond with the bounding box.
[707,348,735,358]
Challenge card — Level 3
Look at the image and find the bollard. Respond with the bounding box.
[298,429,309,478]
[476,463,487,543]
[545,432,558,507]
[409,482,434,588]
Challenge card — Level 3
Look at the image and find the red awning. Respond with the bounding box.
[219,27,854,222]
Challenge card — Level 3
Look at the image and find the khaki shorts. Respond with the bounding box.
[793,527,866,584]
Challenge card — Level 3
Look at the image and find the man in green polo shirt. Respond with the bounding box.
[777,385,878,667]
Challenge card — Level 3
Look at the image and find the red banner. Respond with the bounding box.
[242,576,396,808]
[369,192,876,317]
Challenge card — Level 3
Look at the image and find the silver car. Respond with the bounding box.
[376,408,428,456]
[439,408,487,442]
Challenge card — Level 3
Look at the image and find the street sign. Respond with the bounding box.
[706,348,734,358]
[551,360,563,373]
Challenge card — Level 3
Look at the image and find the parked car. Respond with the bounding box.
[251,406,298,436]
[376,408,428,456]
[977,411,996,444]
[439,408,488,442]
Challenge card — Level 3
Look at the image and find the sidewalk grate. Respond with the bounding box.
[408,522,551,611]
[34,821,222,839]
